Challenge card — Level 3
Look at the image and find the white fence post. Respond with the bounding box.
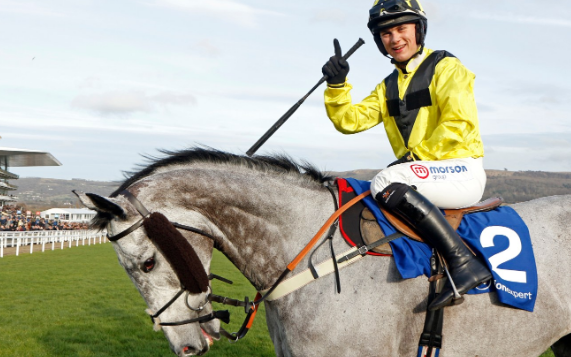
[0,230,106,258]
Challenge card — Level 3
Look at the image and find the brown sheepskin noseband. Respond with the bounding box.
[143,212,209,294]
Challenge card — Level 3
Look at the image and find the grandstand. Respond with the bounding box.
[41,208,96,223]
[0,144,62,206]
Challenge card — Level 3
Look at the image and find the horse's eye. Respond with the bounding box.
[142,258,155,273]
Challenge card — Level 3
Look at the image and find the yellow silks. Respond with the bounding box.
[324,48,484,161]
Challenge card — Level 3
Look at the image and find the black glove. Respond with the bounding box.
[322,39,350,85]
[388,152,418,167]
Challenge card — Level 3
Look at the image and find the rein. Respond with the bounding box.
[144,288,230,331]
[108,187,371,341]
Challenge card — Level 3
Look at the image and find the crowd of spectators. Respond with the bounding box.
[0,205,89,232]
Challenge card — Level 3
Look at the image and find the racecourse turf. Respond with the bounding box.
[0,243,274,357]
[0,242,554,357]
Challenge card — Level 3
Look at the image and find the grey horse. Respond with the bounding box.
[75,148,571,357]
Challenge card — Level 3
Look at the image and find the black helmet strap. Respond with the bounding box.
[390,44,424,71]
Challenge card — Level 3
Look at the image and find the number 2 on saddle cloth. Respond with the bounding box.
[336,177,538,313]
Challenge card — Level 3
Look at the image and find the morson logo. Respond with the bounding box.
[410,164,429,179]
[429,166,468,174]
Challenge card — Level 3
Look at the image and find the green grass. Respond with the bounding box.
[0,243,274,357]
[0,243,556,356]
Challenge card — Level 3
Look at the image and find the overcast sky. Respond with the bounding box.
[2,0,570,181]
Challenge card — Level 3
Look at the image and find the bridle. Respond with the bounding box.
[107,190,231,333]
[107,185,371,340]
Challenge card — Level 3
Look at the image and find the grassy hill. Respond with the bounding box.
[484,170,571,203]
[10,177,119,212]
[9,169,571,210]
[326,169,571,204]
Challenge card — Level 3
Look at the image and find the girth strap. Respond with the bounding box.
[418,249,444,357]
[308,183,341,292]
[337,231,402,264]
[260,231,402,301]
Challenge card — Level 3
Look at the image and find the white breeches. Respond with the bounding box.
[370,158,487,209]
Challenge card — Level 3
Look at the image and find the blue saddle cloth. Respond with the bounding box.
[346,178,538,312]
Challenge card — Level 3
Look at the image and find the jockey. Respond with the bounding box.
[321,0,491,310]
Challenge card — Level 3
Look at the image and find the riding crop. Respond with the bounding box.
[246,38,365,156]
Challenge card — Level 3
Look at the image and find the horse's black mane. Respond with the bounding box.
[111,146,332,197]
[90,147,332,231]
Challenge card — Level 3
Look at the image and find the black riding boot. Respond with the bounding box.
[376,183,492,311]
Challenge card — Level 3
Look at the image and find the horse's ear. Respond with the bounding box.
[73,190,127,219]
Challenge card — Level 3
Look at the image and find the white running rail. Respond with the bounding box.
[0,230,108,258]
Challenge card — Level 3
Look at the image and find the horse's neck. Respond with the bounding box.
[174,169,334,290]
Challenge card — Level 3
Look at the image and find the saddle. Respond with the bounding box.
[338,179,504,255]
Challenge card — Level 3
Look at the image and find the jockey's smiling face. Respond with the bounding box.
[380,23,419,63]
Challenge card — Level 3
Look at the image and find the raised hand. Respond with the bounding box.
[322,39,350,85]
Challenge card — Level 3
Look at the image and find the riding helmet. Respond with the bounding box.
[367,0,428,58]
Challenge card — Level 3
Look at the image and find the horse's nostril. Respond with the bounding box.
[182,346,195,356]
[182,345,207,356]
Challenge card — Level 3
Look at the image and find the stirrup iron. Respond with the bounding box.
[442,264,464,305]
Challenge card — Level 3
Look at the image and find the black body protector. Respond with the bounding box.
[384,50,454,147]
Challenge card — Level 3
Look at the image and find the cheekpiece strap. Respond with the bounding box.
[120,190,150,217]
[106,189,150,241]
[107,217,145,241]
